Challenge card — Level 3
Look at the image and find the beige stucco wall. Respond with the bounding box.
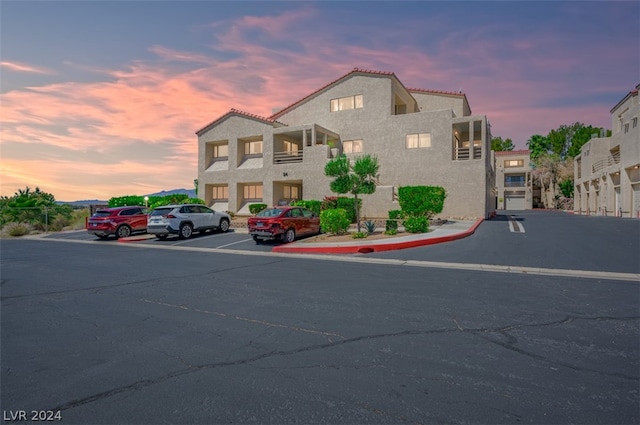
[197,71,495,220]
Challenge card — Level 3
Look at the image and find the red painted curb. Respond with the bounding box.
[272,218,484,254]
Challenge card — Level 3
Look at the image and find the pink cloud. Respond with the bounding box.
[0,7,632,200]
[1,61,52,74]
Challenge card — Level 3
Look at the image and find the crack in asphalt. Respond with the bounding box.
[34,313,639,418]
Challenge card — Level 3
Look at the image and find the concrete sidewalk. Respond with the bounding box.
[273,218,483,254]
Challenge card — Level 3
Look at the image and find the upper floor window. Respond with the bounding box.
[633,117,638,128]
[283,140,299,155]
[343,139,363,154]
[624,123,629,133]
[331,95,363,112]
[406,133,431,149]
[244,141,263,155]
[504,159,524,168]
[213,144,228,159]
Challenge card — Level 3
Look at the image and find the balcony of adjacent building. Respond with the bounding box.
[273,124,341,165]
[591,145,621,174]
[452,120,485,160]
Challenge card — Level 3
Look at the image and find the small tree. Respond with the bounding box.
[324,154,379,232]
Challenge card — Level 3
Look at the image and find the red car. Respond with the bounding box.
[248,206,320,243]
[86,206,148,239]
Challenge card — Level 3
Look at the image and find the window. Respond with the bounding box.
[633,117,638,128]
[243,184,263,199]
[504,159,524,168]
[213,144,228,158]
[212,186,228,200]
[283,185,299,200]
[343,139,363,154]
[406,133,431,149]
[244,141,263,155]
[283,140,298,155]
[330,95,363,112]
[505,175,525,187]
[624,123,629,133]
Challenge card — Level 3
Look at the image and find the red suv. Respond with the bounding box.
[87,206,148,239]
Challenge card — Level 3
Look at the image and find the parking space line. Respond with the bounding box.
[508,215,525,233]
[215,238,254,249]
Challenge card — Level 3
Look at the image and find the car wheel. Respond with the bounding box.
[157,234,168,240]
[219,219,230,233]
[252,235,262,243]
[116,225,131,239]
[179,223,193,239]
[283,228,295,243]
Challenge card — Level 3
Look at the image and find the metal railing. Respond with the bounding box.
[274,150,303,164]
[591,150,621,173]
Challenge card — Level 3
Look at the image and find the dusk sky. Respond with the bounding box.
[1,1,638,201]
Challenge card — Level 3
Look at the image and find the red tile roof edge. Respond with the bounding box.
[269,67,400,120]
[408,87,465,97]
[196,108,279,135]
[494,149,530,156]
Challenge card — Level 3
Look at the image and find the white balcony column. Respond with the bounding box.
[469,121,475,159]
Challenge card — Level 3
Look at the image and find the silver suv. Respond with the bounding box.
[147,204,231,240]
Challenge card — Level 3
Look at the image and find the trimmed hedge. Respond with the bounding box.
[290,200,322,216]
[398,186,446,219]
[249,203,267,215]
[320,208,350,234]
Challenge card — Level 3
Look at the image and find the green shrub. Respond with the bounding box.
[320,208,350,234]
[4,222,32,237]
[290,200,322,216]
[50,216,71,231]
[351,231,368,239]
[404,216,429,233]
[385,209,403,233]
[249,203,267,215]
[384,228,398,236]
[398,186,446,219]
[321,196,360,223]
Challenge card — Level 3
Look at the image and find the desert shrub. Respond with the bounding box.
[398,186,446,219]
[404,216,429,233]
[249,204,267,215]
[50,216,71,231]
[290,200,322,216]
[321,196,360,223]
[364,220,376,234]
[4,222,32,237]
[351,231,368,239]
[320,208,350,234]
[385,209,403,233]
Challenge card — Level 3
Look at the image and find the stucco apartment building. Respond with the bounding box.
[574,84,640,218]
[494,149,543,210]
[197,68,495,220]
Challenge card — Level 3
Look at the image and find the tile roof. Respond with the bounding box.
[494,149,530,156]
[269,67,400,120]
[408,87,465,97]
[196,108,278,135]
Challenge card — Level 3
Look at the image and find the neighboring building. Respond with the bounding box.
[574,84,640,217]
[196,68,495,220]
[494,149,542,210]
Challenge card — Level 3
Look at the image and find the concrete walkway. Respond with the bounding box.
[273,218,483,254]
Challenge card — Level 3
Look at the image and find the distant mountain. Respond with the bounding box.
[57,199,108,207]
[146,188,196,198]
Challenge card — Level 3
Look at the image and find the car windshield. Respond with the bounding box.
[150,208,172,216]
[256,208,285,217]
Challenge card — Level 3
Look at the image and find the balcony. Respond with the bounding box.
[274,150,303,164]
[592,150,621,173]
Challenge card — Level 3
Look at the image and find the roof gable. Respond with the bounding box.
[196,108,282,135]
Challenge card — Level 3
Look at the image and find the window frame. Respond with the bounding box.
[343,139,363,154]
[405,133,431,149]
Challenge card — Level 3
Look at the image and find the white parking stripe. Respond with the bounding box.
[508,215,525,233]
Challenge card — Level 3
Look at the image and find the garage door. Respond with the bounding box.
[505,196,525,210]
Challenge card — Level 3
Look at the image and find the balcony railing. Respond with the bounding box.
[592,150,621,173]
[274,150,303,164]
[504,181,526,187]
[453,146,482,160]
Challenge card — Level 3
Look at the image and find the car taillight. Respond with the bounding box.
[167,214,176,218]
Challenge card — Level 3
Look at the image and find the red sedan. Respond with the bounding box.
[247,206,320,243]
